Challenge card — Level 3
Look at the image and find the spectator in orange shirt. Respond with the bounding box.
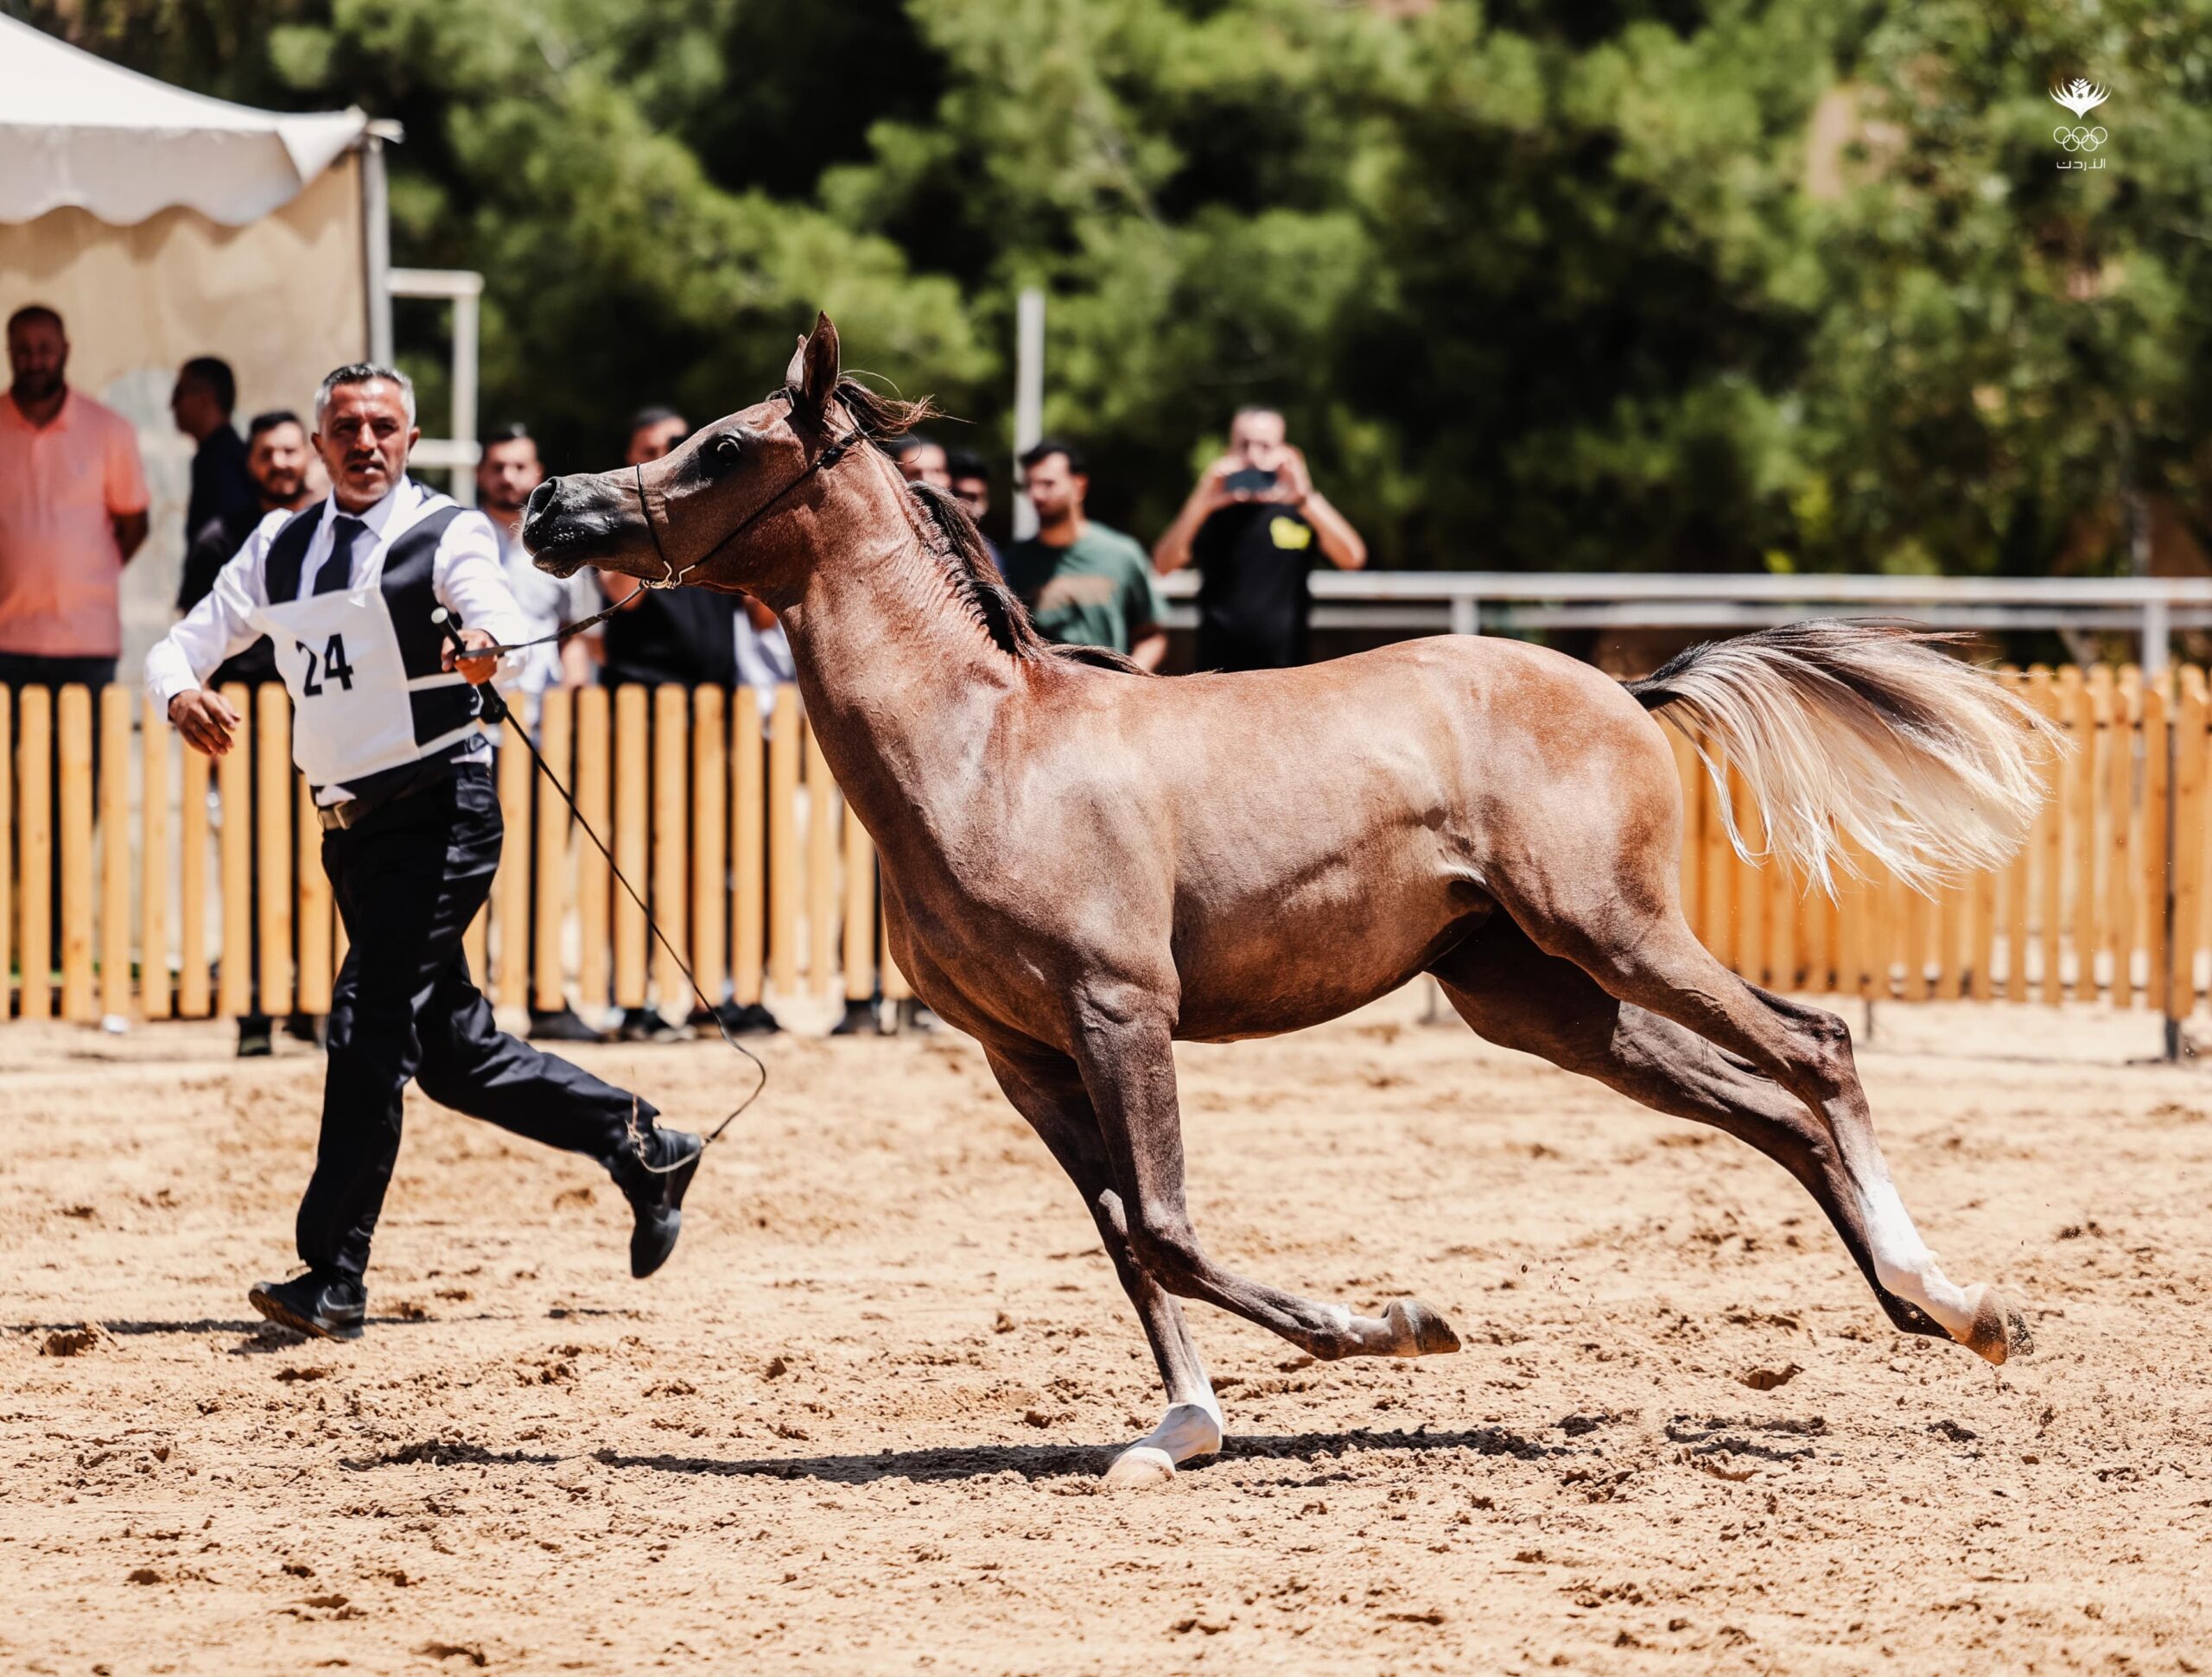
[0,305,149,693]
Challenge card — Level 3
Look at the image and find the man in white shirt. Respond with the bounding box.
[478,422,598,705]
[146,363,700,1342]
[476,422,607,1045]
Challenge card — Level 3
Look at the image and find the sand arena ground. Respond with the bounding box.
[2,989,2208,1674]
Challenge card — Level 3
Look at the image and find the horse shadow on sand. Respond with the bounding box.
[342,1424,1591,1486]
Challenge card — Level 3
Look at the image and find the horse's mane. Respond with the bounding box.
[813,375,1147,674]
[907,481,1145,672]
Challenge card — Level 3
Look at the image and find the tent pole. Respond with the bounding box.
[361,134,393,365]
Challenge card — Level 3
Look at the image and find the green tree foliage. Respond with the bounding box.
[16,0,2210,575]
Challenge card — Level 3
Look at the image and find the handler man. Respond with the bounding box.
[146,363,701,1342]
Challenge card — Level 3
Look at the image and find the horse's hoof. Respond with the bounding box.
[1386,1298,1461,1357]
[1961,1284,2034,1366]
[1103,1445,1178,1490]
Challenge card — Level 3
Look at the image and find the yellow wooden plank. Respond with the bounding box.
[690,685,727,1012]
[296,775,332,1016]
[98,685,131,1020]
[2143,680,2171,1015]
[731,688,765,1007]
[178,722,209,1019]
[575,686,610,1013]
[532,689,574,1013]
[57,684,94,1020]
[253,685,292,1020]
[2173,674,2209,1019]
[613,683,649,1011]
[17,684,50,1020]
[652,684,690,1016]
[492,714,533,1013]
[139,693,168,1020]
[214,685,251,1017]
[2107,674,2137,1004]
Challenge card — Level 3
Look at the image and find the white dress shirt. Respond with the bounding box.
[145,478,531,802]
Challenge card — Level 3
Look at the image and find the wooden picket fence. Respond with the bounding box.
[0,661,2203,1028]
[0,681,906,1025]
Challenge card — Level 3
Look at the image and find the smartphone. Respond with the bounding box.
[1224,466,1278,495]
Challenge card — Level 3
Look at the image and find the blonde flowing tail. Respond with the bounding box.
[1625,622,2063,897]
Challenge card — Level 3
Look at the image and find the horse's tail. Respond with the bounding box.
[1624,621,2062,897]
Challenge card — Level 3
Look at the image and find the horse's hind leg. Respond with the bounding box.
[1504,890,2029,1365]
[1066,984,1462,1364]
[982,1044,1225,1488]
[1431,920,1956,1343]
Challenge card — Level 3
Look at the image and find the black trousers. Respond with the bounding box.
[298,763,654,1277]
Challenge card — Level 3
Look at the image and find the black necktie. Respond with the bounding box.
[312,515,365,596]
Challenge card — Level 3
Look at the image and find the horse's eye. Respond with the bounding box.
[711,433,744,468]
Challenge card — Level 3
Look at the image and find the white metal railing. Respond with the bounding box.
[1152,570,2212,672]
[388,266,483,502]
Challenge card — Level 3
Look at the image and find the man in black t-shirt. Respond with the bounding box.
[172,356,257,553]
[1152,406,1366,671]
[177,410,315,689]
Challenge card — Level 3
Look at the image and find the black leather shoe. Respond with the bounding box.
[611,1128,702,1279]
[237,1017,274,1058]
[715,1000,781,1037]
[247,1270,366,1341]
[530,1005,607,1044]
[829,998,880,1036]
[617,1007,690,1044]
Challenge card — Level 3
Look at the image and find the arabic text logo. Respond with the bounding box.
[2054,125,2107,152]
[2050,78,2109,118]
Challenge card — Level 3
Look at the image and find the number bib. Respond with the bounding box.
[246,492,483,791]
[249,587,429,787]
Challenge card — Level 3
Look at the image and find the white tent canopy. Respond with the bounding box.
[0,12,366,225]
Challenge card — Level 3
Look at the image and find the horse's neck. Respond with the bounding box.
[779,528,1019,856]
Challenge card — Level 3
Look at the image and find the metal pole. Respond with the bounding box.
[1012,287,1045,542]
[360,136,394,367]
[450,285,479,504]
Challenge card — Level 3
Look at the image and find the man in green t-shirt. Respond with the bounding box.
[1003,440,1167,670]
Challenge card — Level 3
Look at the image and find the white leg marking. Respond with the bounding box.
[1103,1392,1224,1489]
[1856,1175,1974,1337]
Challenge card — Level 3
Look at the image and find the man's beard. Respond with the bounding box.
[257,472,305,505]
[10,370,61,403]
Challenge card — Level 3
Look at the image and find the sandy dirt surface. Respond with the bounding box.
[2,990,2209,1674]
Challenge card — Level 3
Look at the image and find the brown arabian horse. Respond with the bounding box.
[524,316,2056,1487]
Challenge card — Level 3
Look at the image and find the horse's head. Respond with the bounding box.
[523,312,870,595]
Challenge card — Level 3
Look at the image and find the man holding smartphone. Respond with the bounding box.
[1151,406,1365,671]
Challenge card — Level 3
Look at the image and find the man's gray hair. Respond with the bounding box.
[315,362,416,429]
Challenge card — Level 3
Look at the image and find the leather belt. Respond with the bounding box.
[314,758,461,832]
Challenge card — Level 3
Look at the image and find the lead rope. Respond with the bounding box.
[433,627,768,1177]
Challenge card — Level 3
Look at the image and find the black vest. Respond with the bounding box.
[263,493,481,754]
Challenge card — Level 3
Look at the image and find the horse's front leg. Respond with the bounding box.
[982,1045,1224,1488]
[1069,983,1462,1364]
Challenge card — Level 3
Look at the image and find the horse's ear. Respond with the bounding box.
[786,312,840,415]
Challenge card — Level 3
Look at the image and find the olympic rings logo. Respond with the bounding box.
[2054,125,2107,152]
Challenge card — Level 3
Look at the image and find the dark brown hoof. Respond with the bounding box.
[1961,1285,2033,1366]
[1385,1298,1461,1357]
